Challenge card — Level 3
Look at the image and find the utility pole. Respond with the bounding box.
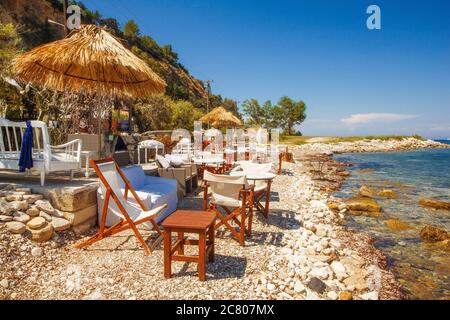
[204,80,213,128]
[47,0,69,37]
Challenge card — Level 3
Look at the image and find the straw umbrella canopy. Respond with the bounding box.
[200,106,242,128]
[12,24,166,99]
[211,112,242,128]
[12,25,166,156]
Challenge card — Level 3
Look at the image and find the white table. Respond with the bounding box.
[229,171,276,218]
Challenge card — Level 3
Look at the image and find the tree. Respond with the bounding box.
[162,44,178,63]
[222,98,240,117]
[123,20,140,44]
[276,96,306,135]
[0,23,24,119]
[242,99,264,125]
[133,95,173,132]
[171,100,203,131]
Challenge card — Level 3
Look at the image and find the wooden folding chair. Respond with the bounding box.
[75,157,167,255]
[202,171,254,246]
[240,162,274,219]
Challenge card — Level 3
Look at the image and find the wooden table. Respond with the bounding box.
[161,210,216,281]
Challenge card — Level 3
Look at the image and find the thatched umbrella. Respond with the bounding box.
[12,25,166,156]
[200,106,242,128]
[12,25,166,98]
[211,112,242,128]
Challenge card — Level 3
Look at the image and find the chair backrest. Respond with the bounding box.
[240,161,273,174]
[156,154,171,169]
[0,118,49,159]
[94,159,140,219]
[203,171,248,201]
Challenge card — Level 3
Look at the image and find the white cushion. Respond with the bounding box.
[156,155,171,169]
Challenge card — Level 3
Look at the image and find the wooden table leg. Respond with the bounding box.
[198,231,206,281]
[163,229,172,279]
[208,225,214,262]
[264,180,272,219]
[177,232,184,255]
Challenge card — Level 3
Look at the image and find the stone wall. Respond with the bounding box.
[0,182,98,242]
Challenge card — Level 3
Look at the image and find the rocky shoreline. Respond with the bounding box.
[288,137,450,300]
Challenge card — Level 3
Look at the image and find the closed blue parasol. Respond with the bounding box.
[18,120,33,172]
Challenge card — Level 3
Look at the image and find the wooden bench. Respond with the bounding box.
[0,118,82,186]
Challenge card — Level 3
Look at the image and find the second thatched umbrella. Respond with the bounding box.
[12,24,166,98]
[200,106,242,128]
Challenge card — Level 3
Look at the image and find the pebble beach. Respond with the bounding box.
[0,137,447,300]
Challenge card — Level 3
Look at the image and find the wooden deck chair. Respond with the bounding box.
[75,157,167,255]
[202,171,254,246]
[240,162,273,219]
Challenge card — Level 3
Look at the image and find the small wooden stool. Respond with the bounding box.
[161,210,216,281]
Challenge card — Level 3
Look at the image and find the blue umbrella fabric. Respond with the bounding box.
[18,120,33,172]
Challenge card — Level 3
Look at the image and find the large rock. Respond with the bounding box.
[26,207,40,217]
[435,239,450,252]
[419,225,449,242]
[27,223,53,242]
[0,215,13,222]
[61,205,97,226]
[343,274,368,291]
[51,218,71,232]
[359,186,377,198]
[345,197,381,212]
[418,199,450,211]
[330,261,347,280]
[13,212,31,223]
[39,211,53,222]
[378,189,397,198]
[27,217,46,230]
[15,187,31,194]
[9,200,29,211]
[35,200,55,215]
[6,194,23,201]
[0,199,14,215]
[6,221,26,234]
[48,185,98,212]
[23,194,44,204]
[384,219,413,232]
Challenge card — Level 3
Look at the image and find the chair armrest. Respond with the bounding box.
[49,139,81,149]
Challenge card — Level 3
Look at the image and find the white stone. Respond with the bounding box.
[0,279,9,288]
[360,291,379,300]
[31,247,43,257]
[9,200,28,211]
[51,218,71,231]
[0,215,13,222]
[330,261,347,277]
[39,211,53,222]
[309,267,330,280]
[294,281,306,293]
[267,283,276,291]
[35,200,55,214]
[327,291,338,300]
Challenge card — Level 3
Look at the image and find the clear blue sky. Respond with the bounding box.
[82,0,450,138]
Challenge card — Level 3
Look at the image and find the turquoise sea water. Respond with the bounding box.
[333,146,450,300]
